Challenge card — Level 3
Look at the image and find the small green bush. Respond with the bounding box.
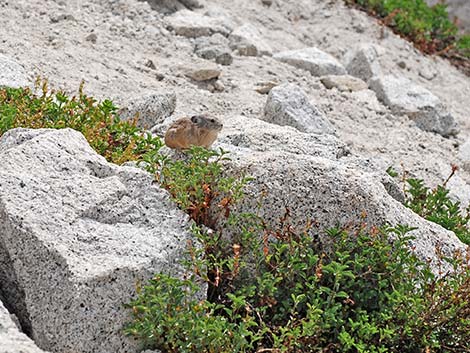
[347,0,470,58]
[142,146,251,226]
[404,173,470,245]
[127,210,470,352]
[0,80,162,164]
[388,165,470,245]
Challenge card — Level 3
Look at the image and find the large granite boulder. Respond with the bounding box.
[214,115,467,270]
[0,128,192,353]
[0,299,47,353]
[217,115,347,158]
[222,148,467,269]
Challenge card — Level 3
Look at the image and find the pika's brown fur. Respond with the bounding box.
[164,115,223,150]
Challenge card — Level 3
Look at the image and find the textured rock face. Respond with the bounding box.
[0,300,47,353]
[0,54,29,88]
[273,47,346,76]
[0,128,192,353]
[217,115,348,159]
[263,83,336,135]
[224,149,467,269]
[370,75,459,136]
[165,9,233,37]
[119,92,177,129]
[344,44,382,82]
[228,24,272,56]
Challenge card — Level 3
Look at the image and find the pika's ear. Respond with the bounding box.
[191,115,200,123]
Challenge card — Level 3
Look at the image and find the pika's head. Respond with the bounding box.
[191,115,223,132]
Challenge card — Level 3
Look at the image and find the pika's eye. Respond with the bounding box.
[191,116,199,123]
[210,119,215,123]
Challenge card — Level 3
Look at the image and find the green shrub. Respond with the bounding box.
[142,146,251,226]
[0,80,162,164]
[347,0,470,58]
[127,209,470,352]
[392,165,470,245]
[127,151,470,353]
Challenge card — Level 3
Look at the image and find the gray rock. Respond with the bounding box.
[119,92,177,129]
[262,83,336,135]
[194,34,233,65]
[223,150,467,271]
[370,75,459,137]
[0,300,48,353]
[273,47,346,76]
[0,128,192,353]
[0,54,29,89]
[186,64,221,81]
[458,138,470,172]
[344,44,382,82]
[165,9,232,38]
[217,115,348,159]
[228,24,272,57]
[320,75,368,92]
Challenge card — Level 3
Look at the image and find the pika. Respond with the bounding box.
[164,115,223,150]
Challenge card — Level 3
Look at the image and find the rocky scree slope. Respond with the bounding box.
[0,0,470,352]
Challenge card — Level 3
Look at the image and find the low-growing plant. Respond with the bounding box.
[0,80,163,164]
[397,165,470,245]
[152,147,251,226]
[127,208,470,352]
[127,151,470,352]
[346,0,470,71]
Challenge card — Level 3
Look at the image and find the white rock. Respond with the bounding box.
[229,24,272,57]
[263,83,336,135]
[119,92,177,129]
[273,47,346,76]
[344,44,382,82]
[0,128,193,353]
[165,9,232,38]
[370,75,459,137]
[223,149,467,271]
[0,300,48,353]
[217,115,348,159]
[0,54,29,89]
